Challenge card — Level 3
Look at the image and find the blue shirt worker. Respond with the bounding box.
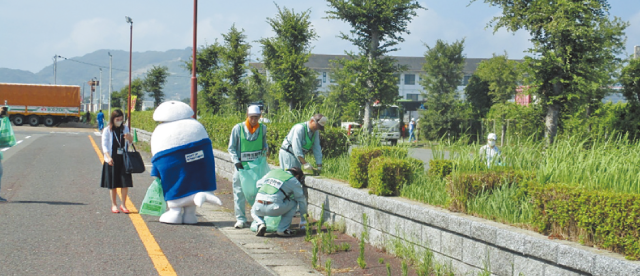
[228,105,268,229]
[279,114,326,172]
[252,167,307,237]
[97,110,105,131]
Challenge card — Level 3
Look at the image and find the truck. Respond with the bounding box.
[0,83,81,127]
[372,103,402,145]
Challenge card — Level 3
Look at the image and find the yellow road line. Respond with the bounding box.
[88,135,176,276]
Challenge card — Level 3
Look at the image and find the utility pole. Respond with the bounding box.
[99,68,103,111]
[635,45,639,59]
[108,52,113,116]
[53,55,58,84]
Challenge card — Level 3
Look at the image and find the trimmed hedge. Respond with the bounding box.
[531,184,640,260]
[348,147,409,188]
[447,170,534,212]
[428,159,453,178]
[130,111,159,133]
[368,157,414,196]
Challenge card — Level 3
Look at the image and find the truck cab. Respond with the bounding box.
[372,104,401,145]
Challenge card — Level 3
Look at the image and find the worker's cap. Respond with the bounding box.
[488,133,497,140]
[411,118,415,121]
[312,114,327,131]
[247,105,261,116]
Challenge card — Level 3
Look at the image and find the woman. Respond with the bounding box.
[100,109,134,213]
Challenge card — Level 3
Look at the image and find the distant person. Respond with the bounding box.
[480,133,501,168]
[97,110,105,131]
[100,109,134,214]
[409,118,417,143]
[251,167,307,237]
[0,107,7,202]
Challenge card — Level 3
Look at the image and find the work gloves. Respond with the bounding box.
[303,163,314,171]
[235,163,244,171]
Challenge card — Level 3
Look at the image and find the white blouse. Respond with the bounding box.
[101,125,130,156]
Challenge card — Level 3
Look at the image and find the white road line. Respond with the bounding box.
[94,132,102,136]
[16,140,23,144]
[1,148,9,152]
[25,136,31,139]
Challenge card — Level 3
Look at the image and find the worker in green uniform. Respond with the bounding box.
[251,167,307,237]
[228,105,268,229]
[279,114,326,172]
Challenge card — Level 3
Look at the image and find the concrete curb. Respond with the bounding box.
[211,148,640,276]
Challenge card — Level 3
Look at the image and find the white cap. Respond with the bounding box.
[488,133,497,140]
[247,105,261,116]
[411,118,415,121]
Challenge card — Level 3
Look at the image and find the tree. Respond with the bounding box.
[143,65,169,108]
[420,39,466,140]
[184,42,225,114]
[246,67,271,106]
[621,58,640,106]
[326,0,423,133]
[464,74,492,118]
[480,0,628,144]
[474,53,521,144]
[112,78,144,111]
[260,5,318,111]
[221,25,251,112]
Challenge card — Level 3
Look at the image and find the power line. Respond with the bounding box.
[56,55,192,78]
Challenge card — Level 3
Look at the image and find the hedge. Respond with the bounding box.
[348,147,409,188]
[428,159,453,178]
[531,184,640,260]
[368,157,413,196]
[447,170,534,212]
[130,111,158,133]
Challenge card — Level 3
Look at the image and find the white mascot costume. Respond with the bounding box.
[150,101,222,224]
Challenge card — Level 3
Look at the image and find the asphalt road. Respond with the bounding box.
[0,125,270,276]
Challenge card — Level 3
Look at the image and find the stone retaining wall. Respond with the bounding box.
[159,141,639,276]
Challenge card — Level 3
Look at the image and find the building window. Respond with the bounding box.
[406,94,419,101]
[323,72,327,83]
[394,74,401,85]
[316,79,322,88]
[404,74,415,85]
[461,75,471,86]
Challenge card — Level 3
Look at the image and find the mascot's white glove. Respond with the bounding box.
[303,163,314,171]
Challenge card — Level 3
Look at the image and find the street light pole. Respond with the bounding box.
[108,52,112,117]
[99,68,102,111]
[126,16,133,128]
[190,0,198,118]
[53,55,57,85]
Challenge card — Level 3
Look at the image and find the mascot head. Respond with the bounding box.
[150,101,209,156]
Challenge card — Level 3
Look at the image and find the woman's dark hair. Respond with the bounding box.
[286,167,305,185]
[0,107,7,117]
[109,109,124,130]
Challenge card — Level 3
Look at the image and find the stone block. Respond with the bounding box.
[525,236,558,263]
[404,219,422,243]
[488,245,514,276]
[368,228,385,248]
[448,215,472,237]
[374,210,391,234]
[593,255,640,276]
[422,225,442,253]
[513,255,545,276]
[441,232,463,260]
[462,238,488,268]
[495,228,530,254]
[344,218,363,237]
[557,244,594,273]
[544,265,584,276]
[470,221,498,244]
[389,215,406,237]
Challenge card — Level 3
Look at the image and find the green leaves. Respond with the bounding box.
[143,65,169,108]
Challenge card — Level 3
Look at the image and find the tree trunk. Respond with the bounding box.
[501,114,506,146]
[545,104,561,145]
[364,30,380,134]
[289,100,294,111]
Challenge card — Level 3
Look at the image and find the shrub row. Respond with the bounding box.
[446,170,534,212]
[130,111,158,133]
[348,147,410,188]
[531,184,640,260]
[368,157,415,196]
[428,159,453,178]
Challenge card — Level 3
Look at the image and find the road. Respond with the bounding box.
[0,125,271,275]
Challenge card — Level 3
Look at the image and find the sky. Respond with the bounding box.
[1,0,639,73]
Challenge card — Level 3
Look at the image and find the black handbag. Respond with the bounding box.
[123,143,146,174]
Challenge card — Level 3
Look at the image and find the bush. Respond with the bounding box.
[428,159,453,178]
[531,184,640,260]
[368,157,413,196]
[447,170,534,212]
[130,111,158,133]
[349,147,409,188]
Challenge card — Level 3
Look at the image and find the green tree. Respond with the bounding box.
[480,0,627,144]
[184,42,225,114]
[246,67,272,107]
[464,74,491,118]
[221,25,251,112]
[260,5,318,111]
[326,0,424,133]
[112,78,144,111]
[475,53,521,143]
[621,58,640,106]
[143,65,169,108]
[419,39,467,140]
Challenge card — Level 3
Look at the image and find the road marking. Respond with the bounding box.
[1,148,9,152]
[25,136,31,139]
[88,135,177,276]
[94,132,102,136]
[16,140,23,144]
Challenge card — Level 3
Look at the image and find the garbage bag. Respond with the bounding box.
[139,179,167,216]
[0,117,16,148]
[250,216,282,233]
[238,156,270,206]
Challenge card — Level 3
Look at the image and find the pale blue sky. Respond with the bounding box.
[1,0,638,73]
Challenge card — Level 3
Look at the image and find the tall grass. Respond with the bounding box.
[400,172,450,207]
[466,183,534,226]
